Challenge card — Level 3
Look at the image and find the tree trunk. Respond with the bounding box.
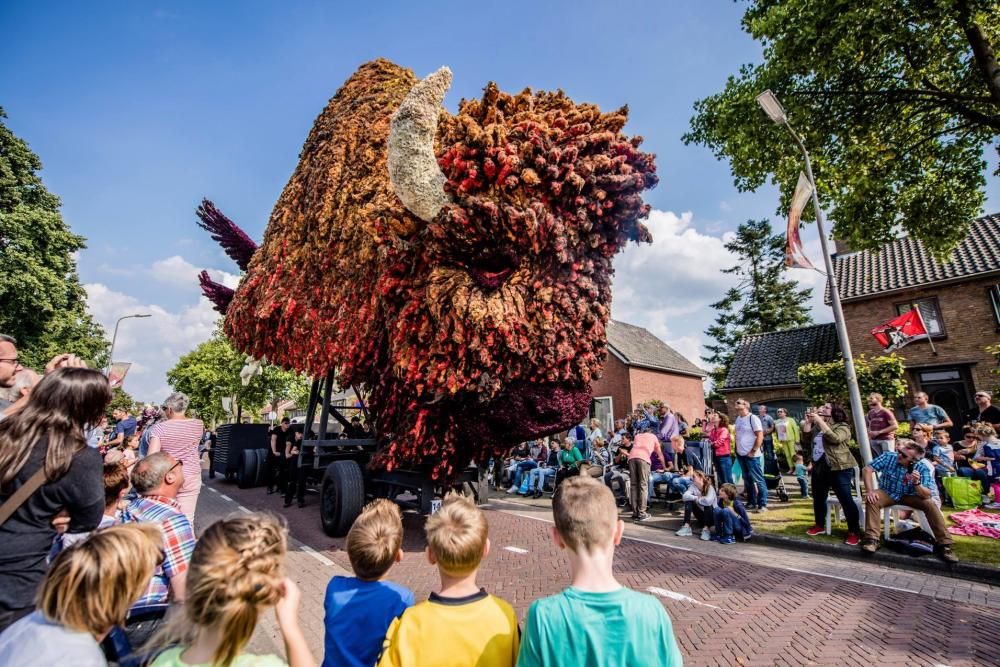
[955,0,1000,107]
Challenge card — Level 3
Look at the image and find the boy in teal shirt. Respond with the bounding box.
[517,476,683,666]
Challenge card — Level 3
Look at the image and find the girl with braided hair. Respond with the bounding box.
[149,513,313,667]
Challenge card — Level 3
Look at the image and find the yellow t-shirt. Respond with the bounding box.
[377,589,519,667]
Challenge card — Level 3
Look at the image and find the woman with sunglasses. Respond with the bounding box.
[0,367,111,634]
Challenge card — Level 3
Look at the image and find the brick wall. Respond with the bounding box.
[629,367,706,425]
[590,354,632,421]
[841,276,1000,394]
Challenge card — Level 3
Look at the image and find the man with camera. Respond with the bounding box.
[860,439,958,563]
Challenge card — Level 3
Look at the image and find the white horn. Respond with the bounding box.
[388,66,453,222]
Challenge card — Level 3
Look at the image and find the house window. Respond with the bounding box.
[988,284,1000,329]
[895,298,945,338]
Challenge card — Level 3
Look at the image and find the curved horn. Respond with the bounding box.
[388,66,453,222]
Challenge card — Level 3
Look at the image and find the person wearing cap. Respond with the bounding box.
[965,391,1000,430]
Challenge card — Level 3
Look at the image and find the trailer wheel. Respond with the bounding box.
[321,460,365,536]
[237,449,260,489]
[255,448,269,487]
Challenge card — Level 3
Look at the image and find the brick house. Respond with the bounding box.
[832,212,1000,430]
[721,323,840,420]
[589,320,706,430]
[721,213,1000,428]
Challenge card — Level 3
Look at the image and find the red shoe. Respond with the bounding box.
[806,525,825,536]
[844,533,860,546]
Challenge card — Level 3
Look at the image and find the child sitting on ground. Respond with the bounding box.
[517,477,683,666]
[378,494,518,667]
[149,513,313,667]
[323,500,413,667]
[793,454,810,499]
[676,469,716,540]
[713,483,753,544]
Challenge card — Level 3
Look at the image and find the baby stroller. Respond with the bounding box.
[763,451,790,502]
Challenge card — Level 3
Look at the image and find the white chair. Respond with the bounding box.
[825,466,864,535]
[882,505,932,541]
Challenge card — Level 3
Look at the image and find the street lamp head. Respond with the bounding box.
[134,313,152,319]
[756,89,787,125]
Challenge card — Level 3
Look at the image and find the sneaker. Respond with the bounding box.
[297,500,305,508]
[860,539,878,554]
[506,486,518,494]
[720,536,736,545]
[985,502,1000,510]
[757,506,769,513]
[710,535,722,542]
[743,530,753,541]
[636,512,651,522]
[283,500,292,508]
[675,525,693,536]
[805,525,825,537]
[700,528,712,541]
[844,533,860,547]
[936,545,959,564]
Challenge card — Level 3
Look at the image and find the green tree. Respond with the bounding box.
[106,386,137,420]
[684,0,1000,257]
[167,330,310,425]
[0,108,108,369]
[704,219,813,391]
[798,354,908,408]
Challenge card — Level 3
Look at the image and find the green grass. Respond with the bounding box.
[752,497,1000,567]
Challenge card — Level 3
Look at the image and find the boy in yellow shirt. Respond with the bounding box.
[377,494,519,667]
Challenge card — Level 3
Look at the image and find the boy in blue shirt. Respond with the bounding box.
[322,499,413,667]
[517,476,683,666]
[793,454,810,498]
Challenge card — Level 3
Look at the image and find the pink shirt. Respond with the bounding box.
[628,432,659,464]
[708,425,732,457]
[150,418,204,485]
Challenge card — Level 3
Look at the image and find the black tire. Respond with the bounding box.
[255,448,269,487]
[320,460,365,536]
[237,449,259,489]
[779,490,790,503]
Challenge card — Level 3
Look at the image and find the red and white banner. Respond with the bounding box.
[870,309,929,351]
[108,362,132,389]
[785,172,816,270]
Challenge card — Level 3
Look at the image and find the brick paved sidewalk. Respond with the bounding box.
[198,477,1000,667]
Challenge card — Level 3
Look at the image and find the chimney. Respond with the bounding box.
[833,238,852,256]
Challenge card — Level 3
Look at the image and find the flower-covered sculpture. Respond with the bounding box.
[198,59,657,479]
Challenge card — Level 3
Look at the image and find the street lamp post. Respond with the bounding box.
[755,90,873,465]
[106,313,152,376]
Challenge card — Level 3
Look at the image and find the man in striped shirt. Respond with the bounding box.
[121,452,196,647]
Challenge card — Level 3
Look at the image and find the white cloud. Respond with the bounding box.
[611,209,828,382]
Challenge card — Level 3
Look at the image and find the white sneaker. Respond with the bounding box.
[506,486,518,494]
[700,528,711,541]
[758,506,769,513]
[675,525,693,537]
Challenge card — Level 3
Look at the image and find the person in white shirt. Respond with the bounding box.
[675,470,718,540]
[733,398,767,512]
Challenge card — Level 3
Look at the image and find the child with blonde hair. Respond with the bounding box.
[378,494,518,667]
[149,513,313,667]
[518,477,682,666]
[323,499,413,667]
[0,523,163,666]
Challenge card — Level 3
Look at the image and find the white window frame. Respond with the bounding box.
[592,395,614,434]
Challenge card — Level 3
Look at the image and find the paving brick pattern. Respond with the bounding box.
[199,478,1000,667]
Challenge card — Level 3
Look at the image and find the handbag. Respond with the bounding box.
[942,476,982,510]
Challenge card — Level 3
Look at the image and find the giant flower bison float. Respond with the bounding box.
[197,59,657,480]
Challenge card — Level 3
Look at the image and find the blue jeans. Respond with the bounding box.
[512,460,537,487]
[737,455,768,508]
[714,506,734,538]
[762,437,775,460]
[530,467,555,492]
[797,477,809,497]
[669,475,692,494]
[684,444,704,472]
[958,467,990,487]
[648,471,674,498]
[715,455,734,486]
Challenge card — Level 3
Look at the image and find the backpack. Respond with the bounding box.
[884,527,936,557]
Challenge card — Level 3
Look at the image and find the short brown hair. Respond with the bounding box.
[551,477,617,553]
[38,523,162,635]
[346,499,404,580]
[424,493,488,575]
[103,461,130,507]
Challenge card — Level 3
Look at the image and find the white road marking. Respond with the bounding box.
[504,546,529,554]
[647,586,737,613]
[300,545,336,566]
[782,566,921,595]
[206,487,218,494]
[237,505,251,513]
[219,494,233,501]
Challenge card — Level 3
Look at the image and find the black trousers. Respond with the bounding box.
[266,451,286,492]
[284,456,307,505]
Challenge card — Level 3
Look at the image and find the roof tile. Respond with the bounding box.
[606,320,705,377]
[723,323,840,390]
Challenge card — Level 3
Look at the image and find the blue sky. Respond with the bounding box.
[2,1,998,401]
